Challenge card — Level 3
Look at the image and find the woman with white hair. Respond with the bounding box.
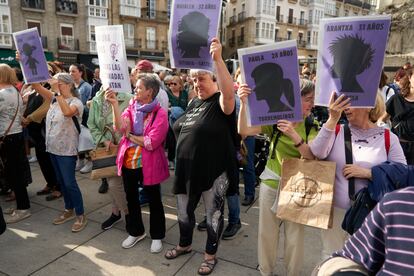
[31,73,87,232]
[165,38,237,275]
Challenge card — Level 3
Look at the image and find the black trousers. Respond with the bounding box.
[122,167,165,239]
[28,123,59,191]
[0,206,5,235]
[166,127,176,162]
[1,133,31,210]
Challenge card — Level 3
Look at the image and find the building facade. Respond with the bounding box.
[1,0,171,69]
[223,0,377,62]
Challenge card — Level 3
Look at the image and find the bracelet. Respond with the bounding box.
[294,138,305,148]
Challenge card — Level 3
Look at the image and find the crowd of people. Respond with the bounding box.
[1,36,414,275]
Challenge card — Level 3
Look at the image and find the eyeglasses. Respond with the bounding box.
[168,82,178,86]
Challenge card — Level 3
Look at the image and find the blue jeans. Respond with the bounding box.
[50,154,84,216]
[243,136,256,197]
[227,194,240,225]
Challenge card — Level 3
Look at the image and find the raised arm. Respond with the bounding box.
[210,37,234,115]
[237,84,261,136]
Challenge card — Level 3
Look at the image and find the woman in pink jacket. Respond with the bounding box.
[105,73,169,252]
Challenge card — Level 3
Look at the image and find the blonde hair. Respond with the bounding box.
[0,63,18,85]
[171,75,184,89]
[369,92,385,123]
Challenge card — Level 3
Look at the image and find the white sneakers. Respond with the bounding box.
[5,209,31,224]
[150,239,163,253]
[122,233,147,249]
[121,233,163,253]
[80,160,93,174]
[75,158,85,171]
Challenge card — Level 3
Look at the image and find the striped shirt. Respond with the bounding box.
[335,187,414,275]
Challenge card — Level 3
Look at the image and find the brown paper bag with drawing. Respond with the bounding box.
[276,158,336,229]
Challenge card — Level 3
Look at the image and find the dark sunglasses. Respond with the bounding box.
[168,82,178,86]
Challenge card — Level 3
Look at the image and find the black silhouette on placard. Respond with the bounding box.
[177,11,210,58]
[329,34,375,93]
[22,43,39,75]
[251,63,294,112]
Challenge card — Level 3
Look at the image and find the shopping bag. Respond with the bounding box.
[90,126,118,180]
[276,158,336,229]
[78,125,95,153]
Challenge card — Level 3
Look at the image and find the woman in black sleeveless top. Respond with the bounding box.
[164,38,237,275]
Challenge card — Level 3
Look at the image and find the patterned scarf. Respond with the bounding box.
[133,98,158,135]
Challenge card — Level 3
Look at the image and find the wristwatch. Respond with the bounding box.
[54,91,61,97]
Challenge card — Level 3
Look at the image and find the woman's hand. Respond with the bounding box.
[15,51,21,62]
[328,92,351,123]
[48,78,59,92]
[343,164,372,180]
[277,120,299,140]
[237,84,251,105]
[21,117,31,127]
[210,37,222,62]
[103,140,117,151]
[104,88,118,106]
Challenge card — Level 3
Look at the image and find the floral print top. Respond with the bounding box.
[45,97,83,156]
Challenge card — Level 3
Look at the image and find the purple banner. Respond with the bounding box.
[168,0,222,71]
[13,28,49,84]
[315,15,391,107]
[238,41,302,126]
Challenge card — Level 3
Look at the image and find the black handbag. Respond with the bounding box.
[341,124,376,235]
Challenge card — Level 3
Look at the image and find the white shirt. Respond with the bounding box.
[0,86,23,136]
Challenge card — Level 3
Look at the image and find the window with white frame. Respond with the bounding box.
[0,0,8,4]
[60,24,74,49]
[256,0,261,14]
[88,25,96,52]
[120,0,140,17]
[0,13,11,46]
[123,24,134,47]
[89,6,107,18]
[89,0,107,7]
[262,0,275,16]
[257,21,274,39]
[146,27,156,49]
[255,22,259,38]
[148,0,156,19]
[167,0,171,17]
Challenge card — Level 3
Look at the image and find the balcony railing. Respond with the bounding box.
[277,14,284,23]
[229,15,237,25]
[125,38,141,49]
[41,36,47,49]
[275,37,286,42]
[55,0,78,14]
[297,39,307,48]
[299,19,308,26]
[238,11,246,22]
[57,37,79,51]
[21,0,44,10]
[141,8,168,21]
[344,0,363,6]
[144,39,158,50]
[362,2,371,9]
[287,17,297,25]
[228,37,235,47]
[237,35,245,45]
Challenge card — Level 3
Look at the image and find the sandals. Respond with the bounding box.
[164,246,192,260]
[36,187,52,196]
[46,191,62,201]
[198,258,218,275]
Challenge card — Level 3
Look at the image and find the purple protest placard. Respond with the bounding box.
[168,0,222,71]
[238,41,302,126]
[13,28,49,84]
[315,15,391,107]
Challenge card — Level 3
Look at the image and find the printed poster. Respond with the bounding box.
[95,25,130,93]
[13,28,49,84]
[315,15,391,107]
[238,40,302,126]
[168,0,222,71]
